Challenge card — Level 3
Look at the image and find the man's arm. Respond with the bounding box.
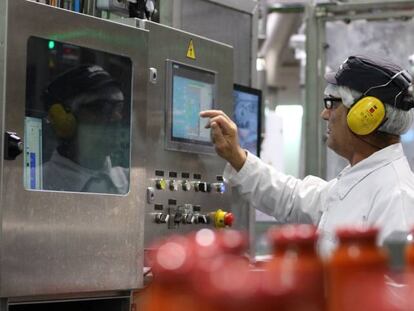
[226,151,329,224]
[200,110,330,224]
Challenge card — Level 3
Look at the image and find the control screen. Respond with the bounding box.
[233,84,262,156]
[24,36,132,194]
[167,62,216,152]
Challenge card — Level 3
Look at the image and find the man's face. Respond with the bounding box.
[75,88,125,161]
[320,99,354,158]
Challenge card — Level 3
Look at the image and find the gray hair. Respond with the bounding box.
[324,84,414,135]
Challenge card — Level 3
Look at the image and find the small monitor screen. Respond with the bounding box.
[24,36,132,195]
[233,84,262,157]
[166,61,217,154]
[171,63,215,144]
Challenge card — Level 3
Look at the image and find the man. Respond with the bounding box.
[201,55,414,257]
[42,64,129,194]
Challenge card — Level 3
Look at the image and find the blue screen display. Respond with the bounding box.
[233,88,260,156]
[172,75,214,143]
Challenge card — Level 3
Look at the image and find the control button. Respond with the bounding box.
[169,180,178,191]
[161,214,169,223]
[213,209,234,228]
[182,180,192,191]
[193,205,201,212]
[212,183,226,194]
[155,179,167,190]
[174,212,183,224]
[193,181,201,192]
[155,213,169,224]
[224,213,234,227]
[198,182,210,193]
[184,213,195,224]
[154,213,162,223]
[197,214,209,224]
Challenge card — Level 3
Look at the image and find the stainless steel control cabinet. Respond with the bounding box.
[0,0,148,297]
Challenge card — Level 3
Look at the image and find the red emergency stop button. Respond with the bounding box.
[213,209,234,228]
[224,213,234,227]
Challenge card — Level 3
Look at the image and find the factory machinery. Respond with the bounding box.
[0,0,244,309]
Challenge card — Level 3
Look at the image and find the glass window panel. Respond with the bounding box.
[24,36,132,195]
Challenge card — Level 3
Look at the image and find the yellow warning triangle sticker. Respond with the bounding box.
[187,39,196,60]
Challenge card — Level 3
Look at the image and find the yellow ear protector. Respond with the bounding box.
[346,69,410,136]
[347,96,386,136]
[48,103,77,139]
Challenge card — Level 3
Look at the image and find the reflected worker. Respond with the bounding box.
[42,64,128,194]
[201,56,414,257]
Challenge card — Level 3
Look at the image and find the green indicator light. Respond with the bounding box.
[48,40,55,50]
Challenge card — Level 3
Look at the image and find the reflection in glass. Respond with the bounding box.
[24,37,132,194]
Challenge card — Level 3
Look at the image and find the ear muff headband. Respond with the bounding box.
[48,103,77,139]
[347,96,385,136]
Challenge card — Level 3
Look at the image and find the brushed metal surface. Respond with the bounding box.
[158,0,256,86]
[134,20,250,248]
[0,3,7,292]
[179,0,253,86]
[1,0,148,297]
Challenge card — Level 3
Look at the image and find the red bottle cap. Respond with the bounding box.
[336,227,379,242]
[268,224,318,247]
[190,228,220,260]
[217,229,248,255]
[151,235,194,279]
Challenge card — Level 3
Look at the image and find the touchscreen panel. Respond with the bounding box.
[171,63,215,145]
[166,61,217,154]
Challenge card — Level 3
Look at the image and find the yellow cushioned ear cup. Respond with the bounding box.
[347,96,385,136]
[48,103,77,139]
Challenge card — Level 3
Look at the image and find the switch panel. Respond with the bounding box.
[147,169,233,238]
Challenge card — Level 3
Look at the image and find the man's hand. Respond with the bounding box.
[200,110,247,171]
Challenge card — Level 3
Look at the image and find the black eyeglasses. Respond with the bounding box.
[323,97,342,109]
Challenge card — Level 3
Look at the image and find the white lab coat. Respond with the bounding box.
[224,143,414,257]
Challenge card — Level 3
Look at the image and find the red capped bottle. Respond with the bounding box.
[264,224,325,311]
[141,235,198,311]
[327,227,389,311]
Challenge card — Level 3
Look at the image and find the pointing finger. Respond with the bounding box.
[200,110,232,123]
[207,115,236,135]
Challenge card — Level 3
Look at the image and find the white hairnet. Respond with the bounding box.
[324,83,414,135]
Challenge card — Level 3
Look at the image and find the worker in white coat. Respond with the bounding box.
[201,55,414,257]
